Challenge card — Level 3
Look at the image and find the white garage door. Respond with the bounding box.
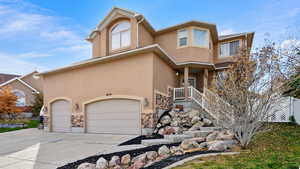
[51,100,71,132]
[86,99,140,134]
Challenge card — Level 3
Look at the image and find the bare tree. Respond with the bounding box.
[211,42,295,148]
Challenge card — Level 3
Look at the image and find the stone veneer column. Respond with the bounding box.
[71,113,84,133]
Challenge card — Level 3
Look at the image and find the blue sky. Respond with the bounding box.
[0,0,299,75]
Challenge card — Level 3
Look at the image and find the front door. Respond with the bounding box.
[181,77,197,88]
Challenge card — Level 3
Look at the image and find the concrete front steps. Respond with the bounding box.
[141,127,220,146]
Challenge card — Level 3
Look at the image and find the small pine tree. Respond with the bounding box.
[31,93,43,117]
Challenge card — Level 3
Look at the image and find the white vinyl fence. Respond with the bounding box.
[266,97,300,124]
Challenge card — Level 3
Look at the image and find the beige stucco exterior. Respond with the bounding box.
[40,7,254,134]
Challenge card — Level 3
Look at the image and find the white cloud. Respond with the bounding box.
[0,52,46,74]
[0,0,91,74]
[219,29,234,36]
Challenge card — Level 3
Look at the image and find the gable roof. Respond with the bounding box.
[0,71,40,93]
[0,73,20,85]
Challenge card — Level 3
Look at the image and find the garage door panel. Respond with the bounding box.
[86,99,140,134]
[87,112,138,120]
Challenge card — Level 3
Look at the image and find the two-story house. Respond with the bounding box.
[38,7,254,135]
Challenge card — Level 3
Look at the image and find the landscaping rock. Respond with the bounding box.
[131,160,145,169]
[203,118,212,126]
[121,154,131,165]
[145,151,158,161]
[96,157,108,169]
[170,146,184,155]
[199,141,208,148]
[160,115,171,125]
[109,155,120,167]
[170,120,179,127]
[158,145,170,157]
[188,137,206,143]
[158,128,165,135]
[206,131,219,142]
[188,109,200,119]
[131,153,147,164]
[189,121,204,131]
[180,140,200,150]
[216,131,235,140]
[113,165,123,169]
[191,116,201,124]
[172,126,182,134]
[77,163,96,169]
[208,140,237,151]
[163,126,175,135]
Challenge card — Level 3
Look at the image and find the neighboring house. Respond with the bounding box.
[0,71,43,109]
[38,7,254,134]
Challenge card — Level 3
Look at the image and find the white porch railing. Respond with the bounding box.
[173,86,233,125]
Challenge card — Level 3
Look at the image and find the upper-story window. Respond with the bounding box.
[219,40,240,57]
[111,21,131,50]
[178,29,188,47]
[192,29,209,47]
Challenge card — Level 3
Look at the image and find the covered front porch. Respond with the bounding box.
[174,66,215,100]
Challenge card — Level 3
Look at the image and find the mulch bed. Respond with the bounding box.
[118,134,163,146]
[57,142,221,169]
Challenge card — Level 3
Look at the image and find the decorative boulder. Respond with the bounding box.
[132,153,147,164]
[199,142,208,148]
[188,137,206,143]
[96,157,108,169]
[170,120,179,127]
[163,126,175,135]
[203,118,212,126]
[77,163,96,169]
[131,160,145,169]
[170,146,184,155]
[109,156,120,167]
[208,140,237,151]
[160,115,171,125]
[158,145,170,157]
[172,127,183,134]
[113,165,122,169]
[189,121,204,131]
[216,131,235,140]
[145,151,158,161]
[206,131,219,142]
[158,128,165,135]
[188,109,200,119]
[191,116,201,124]
[121,154,131,165]
[180,140,200,150]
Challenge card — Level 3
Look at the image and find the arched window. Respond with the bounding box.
[13,90,26,106]
[111,21,131,50]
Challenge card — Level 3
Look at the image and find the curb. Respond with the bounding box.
[162,152,240,169]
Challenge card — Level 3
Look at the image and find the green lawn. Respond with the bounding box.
[0,120,39,133]
[174,123,300,169]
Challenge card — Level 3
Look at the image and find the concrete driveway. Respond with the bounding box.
[0,129,142,169]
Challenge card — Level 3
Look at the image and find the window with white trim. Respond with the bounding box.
[178,29,188,47]
[13,90,26,106]
[219,40,240,57]
[111,21,131,50]
[192,29,209,47]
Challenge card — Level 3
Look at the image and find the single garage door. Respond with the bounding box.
[51,100,71,132]
[86,99,140,134]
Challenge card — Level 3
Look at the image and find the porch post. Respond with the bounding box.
[184,66,189,100]
[203,69,209,89]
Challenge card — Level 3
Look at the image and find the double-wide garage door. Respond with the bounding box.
[51,99,141,134]
[86,99,141,135]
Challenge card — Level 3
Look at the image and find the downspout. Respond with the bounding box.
[136,15,145,48]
